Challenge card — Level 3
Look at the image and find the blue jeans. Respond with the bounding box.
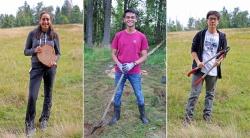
[114,72,144,107]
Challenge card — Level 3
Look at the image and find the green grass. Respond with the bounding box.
[0,24,83,137]
[84,44,166,137]
[146,42,166,67]
[168,28,250,137]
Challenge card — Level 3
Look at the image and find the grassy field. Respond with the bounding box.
[84,42,166,137]
[168,28,250,137]
[0,24,83,137]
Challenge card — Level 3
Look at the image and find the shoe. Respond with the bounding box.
[108,106,120,125]
[183,115,192,127]
[203,114,211,123]
[25,122,36,137]
[138,105,149,124]
[40,120,48,131]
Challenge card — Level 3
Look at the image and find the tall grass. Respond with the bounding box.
[168,28,250,137]
[0,24,83,137]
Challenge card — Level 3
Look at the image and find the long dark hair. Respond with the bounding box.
[35,11,58,40]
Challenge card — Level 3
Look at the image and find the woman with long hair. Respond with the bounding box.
[24,11,60,136]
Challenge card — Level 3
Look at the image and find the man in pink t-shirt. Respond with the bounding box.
[109,9,149,125]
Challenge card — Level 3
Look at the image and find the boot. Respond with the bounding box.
[108,106,120,125]
[138,105,149,124]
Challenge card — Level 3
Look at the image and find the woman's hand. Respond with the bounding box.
[47,61,56,67]
[35,46,42,53]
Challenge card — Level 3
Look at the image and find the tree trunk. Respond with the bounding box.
[122,0,131,30]
[155,0,165,43]
[86,0,94,47]
[102,0,112,47]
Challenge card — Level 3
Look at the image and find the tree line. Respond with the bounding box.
[0,0,83,28]
[84,0,166,47]
[168,7,250,32]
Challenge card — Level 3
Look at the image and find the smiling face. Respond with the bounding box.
[123,12,137,28]
[39,13,51,32]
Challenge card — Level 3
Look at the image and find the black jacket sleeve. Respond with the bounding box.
[54,33,61,62]
[24,31,35,56]
[223,33,228,57]
[191,31,201,53]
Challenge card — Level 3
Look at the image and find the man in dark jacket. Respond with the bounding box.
[184,11,227,124]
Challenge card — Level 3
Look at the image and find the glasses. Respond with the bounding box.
[42,18,50,21]
[125,16,136,19]
[208,17,218,21]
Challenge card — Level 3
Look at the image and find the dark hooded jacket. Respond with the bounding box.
[191,29,227,79]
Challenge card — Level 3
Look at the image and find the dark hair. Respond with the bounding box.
[123,9,138,18]
[35,11,58,40]
[206,11,220,20]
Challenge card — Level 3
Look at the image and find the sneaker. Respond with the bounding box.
[25,123,36,137]
[40,120,48,131]
[183,115,192,127]
[203,115,211,123]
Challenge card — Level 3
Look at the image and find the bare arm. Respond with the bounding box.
[112,49,120,64]
[134,50,148,65]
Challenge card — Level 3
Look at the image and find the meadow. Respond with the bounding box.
[0,24,83,137]
[168,28,250,137]
[84,42,166,137]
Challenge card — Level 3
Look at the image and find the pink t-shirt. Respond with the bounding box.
[111,30,149,74]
